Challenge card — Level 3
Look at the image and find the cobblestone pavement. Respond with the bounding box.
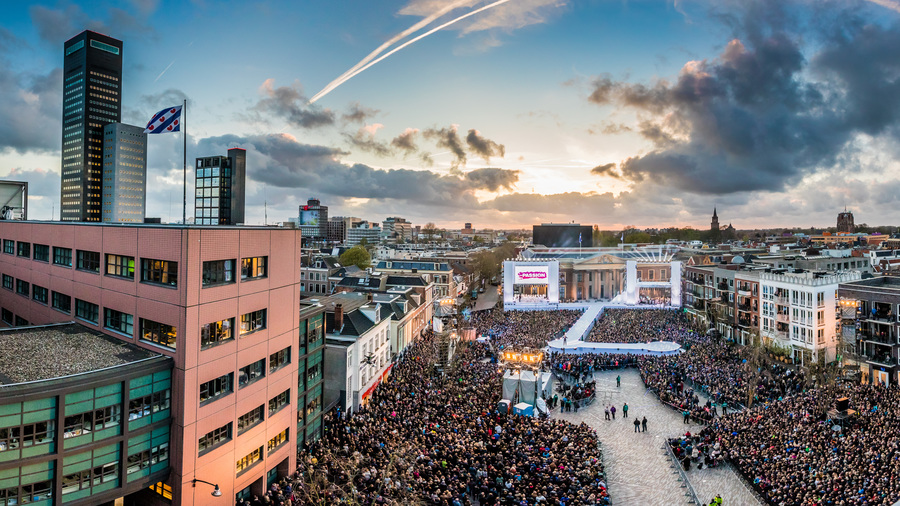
[552,368,761,506]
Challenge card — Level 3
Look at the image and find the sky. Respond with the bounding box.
[2,0,900,231]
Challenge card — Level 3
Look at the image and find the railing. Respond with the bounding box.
[864,354,896,367]
[738,304,751,312]
[858,332,896,345]
[775,296,789,305]
[662,442,701,506]
[775,313,790,323]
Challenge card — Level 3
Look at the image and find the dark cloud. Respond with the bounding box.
[424,125,467,168]
[465,129,505,163]
[253,80,335,129]
[29,4,153,46]
[585,4,900,195]
[195,133,519,207]
[344,125,392,157]
[341,102,379,124]
[5,168,59,199]
[0,65,61,154]
[590,163,620,178]
[390,128,420,157]
[124,89,188,126]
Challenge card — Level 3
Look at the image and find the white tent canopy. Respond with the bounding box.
[502,370,553,406]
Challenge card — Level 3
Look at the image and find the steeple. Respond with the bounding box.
[713,207,718,218]
[711,207,720,232]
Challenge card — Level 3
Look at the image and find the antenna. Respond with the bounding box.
[264,184,268,226]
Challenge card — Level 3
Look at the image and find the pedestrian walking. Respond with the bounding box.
[610,405,616,419]
[604,405,610,420]
[683,409,690,424]
[623,402,629,418]
[633,418,640,432]
[642,416,648,432]
[616,375,621,387]
[574,400,579,413]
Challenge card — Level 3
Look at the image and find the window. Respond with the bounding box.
[241,256,267,280]
[0,420,55,451]
[104,308,134,335]
[201,318,234,348]
[202,259,235,286]
[32,285,48,304]
[16,242,30,258]
[52,291,72,313]
[62,462,118,495]
[76,250,101,272]
[238,359,266,388]
[15,279,29,297]
[236,446,263,474]
[33,244,49,262]
[200,373,233,404]
[2,240,12,255]
[198,423,231,454]
[141,259,177,286]
[240,309,267,335]
[267,428,288,453]
[63,406,121,437]
[269,347,290,373]
[1,275,11,290]
[106,254,135,279]
[75,299,99,323]
[237,406,264,434]
[268,389,290,415]
[53,246,73,266]
[128,390,171,420]
[140,318,176,349]
[13,316,27,327]
[126,442,169,474]
[0,309,11,325]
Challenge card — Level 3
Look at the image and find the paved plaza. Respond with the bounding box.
[553,368,761,506]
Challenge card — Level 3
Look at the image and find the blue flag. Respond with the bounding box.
[144,106,182,134]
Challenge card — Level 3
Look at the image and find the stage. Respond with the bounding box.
[545,302,683,356]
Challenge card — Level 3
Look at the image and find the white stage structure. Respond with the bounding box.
[502,370,553,406]
[503,260,560,310]
[622,259,682,307]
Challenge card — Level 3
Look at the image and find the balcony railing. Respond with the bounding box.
[738,304,751,312]
[775,296,789,305]
[865,353,897,367]
[775,313,790,323]
[859,332,896,345]
[738,319,751,328]
[718,282,729,290]
[737,289,751,297]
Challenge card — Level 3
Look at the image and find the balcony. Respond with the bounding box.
[775,296,789,306]
[738,304,751,313]
[737,288,751,297]
[738,319,751,328]
[718,281,729,290]
[865,353,897,367]
[775,313,790,323]
[859,332,896,346]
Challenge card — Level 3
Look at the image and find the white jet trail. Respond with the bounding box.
[310,0,475,104]
[866,0,900,12]
[309,0,512,104]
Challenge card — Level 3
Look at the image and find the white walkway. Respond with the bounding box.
[545,303,683,355]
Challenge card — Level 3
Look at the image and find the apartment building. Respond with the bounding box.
[0,221,307,505]
[838,276,900,386]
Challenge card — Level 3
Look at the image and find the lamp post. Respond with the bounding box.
[193,478,223,498]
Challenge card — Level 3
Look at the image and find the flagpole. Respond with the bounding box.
[182,99,187,224]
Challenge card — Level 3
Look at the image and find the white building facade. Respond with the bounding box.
[760,271,862,364]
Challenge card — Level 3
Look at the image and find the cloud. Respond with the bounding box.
[0,49,61,154]
[465,129,505,162]
[424,125,467,168]
[253,79,335,129]
[391,128,421,156]
[399,0,568,36]
[590,163,620,178]
[29,4,153,46]
[585,5,900,195]
[345,124,392,157]
[5,168,59,200]
[342,102,380,124]
[195,133,519,207]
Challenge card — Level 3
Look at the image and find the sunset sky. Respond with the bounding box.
[2,0,900,230]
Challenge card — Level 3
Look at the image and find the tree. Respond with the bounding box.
[339,245,371,269]
[421,222,438,243]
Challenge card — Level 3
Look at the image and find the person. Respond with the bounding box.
[633,418,640,432]
[642,416,648,432]
[604,405,610,420]
[623,402,629,418]
[610,405,616,419]
[683,409,690,424]
[616,375,621,387]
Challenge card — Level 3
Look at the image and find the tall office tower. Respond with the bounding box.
[194,148,246,225]
[61,30,123,222]
[298,198,328,241]
[102,123,147,223]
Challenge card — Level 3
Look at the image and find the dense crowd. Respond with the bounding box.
[585,309,694,344]
[472,308,583,349]
[701,384,900,505]
[262,333,609,506]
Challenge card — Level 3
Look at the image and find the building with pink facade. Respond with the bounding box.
[0,221,322,505]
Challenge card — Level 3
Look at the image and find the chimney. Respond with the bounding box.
[334,304,343,332]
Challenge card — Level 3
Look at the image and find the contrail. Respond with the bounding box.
[154,60,176,83]
[865,0,900,12]
[309,0,512,104]
[311,0,475,104]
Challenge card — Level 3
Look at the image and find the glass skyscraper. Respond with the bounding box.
[194,148,246,225]
[61,31,123,222]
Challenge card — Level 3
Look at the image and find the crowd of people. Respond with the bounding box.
[701,384,900,505]
[585,309,694,344]
[269,333,610,506]
[472,308,583,349]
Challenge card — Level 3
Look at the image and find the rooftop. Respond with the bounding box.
[0,219,294,230]
[0,323,161,385]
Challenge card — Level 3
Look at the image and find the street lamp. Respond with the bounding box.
[193,478,223,498]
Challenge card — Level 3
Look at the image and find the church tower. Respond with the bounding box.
[837,208,855,233]
[711,207,720,232]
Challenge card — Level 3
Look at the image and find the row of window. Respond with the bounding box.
[200,346,290,404]
[2,240,269,288]
[200,423,288,475]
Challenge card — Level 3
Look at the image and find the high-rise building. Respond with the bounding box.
[382,217,412,243]
[102,123,147,223]
[194,148,246,225]
[326,216,359,244]
[298,198,328,242]
[61,31,123,222]
[346,221,381,246]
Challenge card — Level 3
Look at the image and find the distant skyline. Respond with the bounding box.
[1,0,900,229]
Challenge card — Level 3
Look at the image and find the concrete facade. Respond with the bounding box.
[102,123,147,223]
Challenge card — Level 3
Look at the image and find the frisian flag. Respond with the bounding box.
[144,106,182,134]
